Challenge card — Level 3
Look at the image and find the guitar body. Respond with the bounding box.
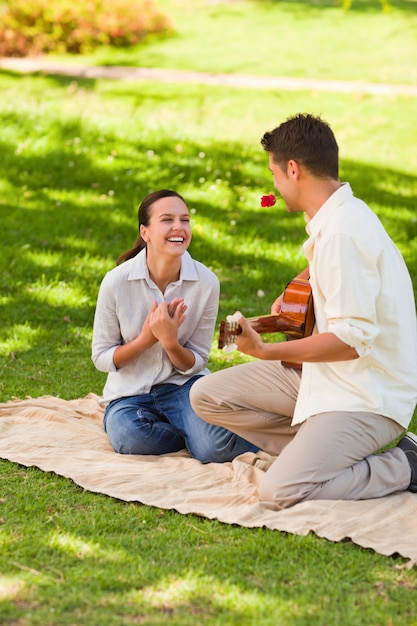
[218,278,315,369]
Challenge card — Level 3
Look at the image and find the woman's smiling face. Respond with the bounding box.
[140,196,192,258]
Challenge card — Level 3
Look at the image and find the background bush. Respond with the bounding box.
[0,0,172,57]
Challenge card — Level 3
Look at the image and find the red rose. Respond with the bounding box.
[260,194,276,207]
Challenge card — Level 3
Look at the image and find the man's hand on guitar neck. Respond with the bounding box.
[235,315,266,358]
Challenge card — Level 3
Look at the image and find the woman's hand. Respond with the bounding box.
[150,299,196,371]
[149,299,187,348]
[167,297,187,326]
[113,299,194,370]
[140,301,159,346]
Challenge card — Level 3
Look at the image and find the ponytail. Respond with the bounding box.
[117,236,146,266]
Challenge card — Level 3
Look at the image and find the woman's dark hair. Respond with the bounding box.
[117,189,186,265]
[261,113,339,180]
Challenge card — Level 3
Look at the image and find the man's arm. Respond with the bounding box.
[236,316,358,363]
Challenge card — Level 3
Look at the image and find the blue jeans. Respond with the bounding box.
[103,376,257,463]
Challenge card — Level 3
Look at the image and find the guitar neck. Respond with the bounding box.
[218,313,308,350]
[247,314,306,336]
[217,277,314,370]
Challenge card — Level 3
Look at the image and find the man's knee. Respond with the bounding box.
[189,376,211,418]
[258,472,308,509]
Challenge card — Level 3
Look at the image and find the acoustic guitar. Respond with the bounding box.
[218,278,315,369]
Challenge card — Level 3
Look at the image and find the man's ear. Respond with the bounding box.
[287,159,301,179]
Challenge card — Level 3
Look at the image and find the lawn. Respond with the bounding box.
[1,1,417,624]
[49,0,417,86]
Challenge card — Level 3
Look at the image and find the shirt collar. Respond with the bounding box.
[127,249,199,282]
[305,182,353,237]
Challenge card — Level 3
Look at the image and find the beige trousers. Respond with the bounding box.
[190,360,409,508]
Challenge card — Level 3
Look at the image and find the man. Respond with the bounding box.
[190,113,417,508]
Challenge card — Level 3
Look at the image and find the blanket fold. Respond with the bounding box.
[1,394,416,567]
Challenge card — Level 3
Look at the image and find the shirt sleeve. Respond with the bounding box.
[317,232,381,357]
[91,272,120,373]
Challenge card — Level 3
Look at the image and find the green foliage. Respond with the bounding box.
[0,0,172,57]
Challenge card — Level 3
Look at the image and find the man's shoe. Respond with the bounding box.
[397,431,417,493]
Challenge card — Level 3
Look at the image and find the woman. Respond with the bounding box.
[92,189,256,462]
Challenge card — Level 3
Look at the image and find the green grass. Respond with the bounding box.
[45,0,417,86]
[2,461,416,626]
[1,2,417,623]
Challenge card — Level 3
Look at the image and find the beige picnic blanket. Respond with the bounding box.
[1,393,416,567]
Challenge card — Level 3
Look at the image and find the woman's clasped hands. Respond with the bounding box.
[147,298,188,347]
